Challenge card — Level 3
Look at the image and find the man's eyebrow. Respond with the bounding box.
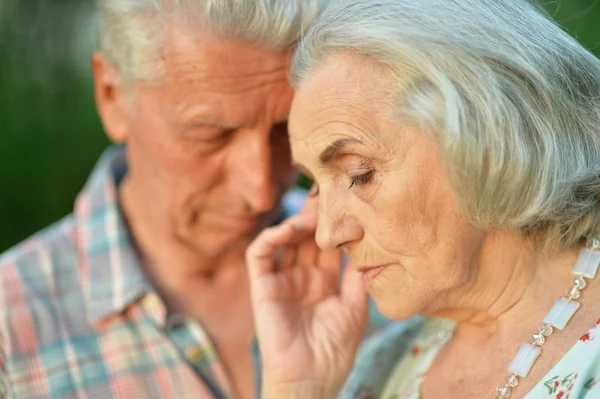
[186,118,289,130]
[319,137,363,164]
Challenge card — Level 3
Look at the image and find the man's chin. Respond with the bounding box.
[175,209,283,255]
[177,226,255,255]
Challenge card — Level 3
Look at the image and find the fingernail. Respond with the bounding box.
[288,223,307,232]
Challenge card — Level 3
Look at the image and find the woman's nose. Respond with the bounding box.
[315,189,363,250]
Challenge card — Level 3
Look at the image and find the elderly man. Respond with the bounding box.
[0,1,318,398]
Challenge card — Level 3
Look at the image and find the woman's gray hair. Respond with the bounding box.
[292,0,600,249]
[97,0,318,83]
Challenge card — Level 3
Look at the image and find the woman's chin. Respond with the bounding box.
[371,295,423,321]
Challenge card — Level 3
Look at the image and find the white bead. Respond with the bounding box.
[573,276,587,289]
[492,241,599,399]
[508,342,542,377]
[506,374,519,387]
[539,323,554,337]
[532,333,545,346]
[567,287,581,300]
[572,248,600,279]
[586,236,600,250]
[497,386,512,398]
[543,297,581,330]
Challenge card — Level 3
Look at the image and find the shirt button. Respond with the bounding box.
[185,345,204,364]
[165,313,185,329]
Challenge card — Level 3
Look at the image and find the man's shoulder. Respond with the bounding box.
[0,215,82,314]
[1,214,79,268]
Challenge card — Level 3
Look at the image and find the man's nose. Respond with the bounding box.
[229,129,277,213]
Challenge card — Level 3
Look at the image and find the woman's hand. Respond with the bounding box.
[246,197,369,399]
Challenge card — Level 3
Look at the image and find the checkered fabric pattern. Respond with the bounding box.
[0,146,389,399]
[0,147,259,399]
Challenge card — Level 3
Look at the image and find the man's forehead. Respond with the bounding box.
[163,24,292,76]
[154,34,292,103]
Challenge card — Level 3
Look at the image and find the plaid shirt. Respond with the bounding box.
[0,146,388,399]
[0,146,274,399]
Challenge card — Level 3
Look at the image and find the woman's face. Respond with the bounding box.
[289,54,486,319]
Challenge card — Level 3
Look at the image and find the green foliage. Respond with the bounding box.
[0,3,108,250]
[1,1,599,251]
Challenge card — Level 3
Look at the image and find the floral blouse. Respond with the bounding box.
[340,317,600,399]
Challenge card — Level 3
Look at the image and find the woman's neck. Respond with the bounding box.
[427,231,582,341]
[421,233,600,399]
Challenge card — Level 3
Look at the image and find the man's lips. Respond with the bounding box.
[209,213,261,231]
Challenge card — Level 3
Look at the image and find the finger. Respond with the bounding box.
[296,232,319,267]
[295,187,319,267]
[307,183,319,198]
[340,265,369,310]
[317,248,343,276]
[246,219,316,278]
[247,209,318,277]
[246,224,296,278]
[276,212,318,252]
[278,245,298,271]
[285,211,318,237]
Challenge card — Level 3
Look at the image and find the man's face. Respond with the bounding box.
[98,27,296,259]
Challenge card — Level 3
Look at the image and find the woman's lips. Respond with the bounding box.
[357,264,391,285]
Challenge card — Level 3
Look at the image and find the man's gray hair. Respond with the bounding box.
[292,0,600,249]
[97,0,318,83]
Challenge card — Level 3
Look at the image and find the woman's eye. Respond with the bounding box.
[349,171,375,189]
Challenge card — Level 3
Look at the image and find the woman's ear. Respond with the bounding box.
[91,52,130,143]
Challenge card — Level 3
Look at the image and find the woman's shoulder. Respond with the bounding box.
[339,317,456,398]
[527,319,600,399]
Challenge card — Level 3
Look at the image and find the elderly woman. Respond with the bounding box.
[246,0,600,398]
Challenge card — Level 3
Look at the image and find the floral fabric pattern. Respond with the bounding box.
[340,317,600,399]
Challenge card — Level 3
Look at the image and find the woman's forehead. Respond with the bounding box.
[289,57,391,140]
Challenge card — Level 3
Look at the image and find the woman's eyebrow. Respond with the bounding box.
[319,137,363,164]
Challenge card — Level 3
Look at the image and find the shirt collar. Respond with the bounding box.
[75,145,149,324]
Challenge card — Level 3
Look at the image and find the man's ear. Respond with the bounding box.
[91,52,130,143]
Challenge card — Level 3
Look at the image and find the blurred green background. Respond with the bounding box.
[1,1,600,252]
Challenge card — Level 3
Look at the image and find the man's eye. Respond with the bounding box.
[204,129,235,142]
[183,126,236,142]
